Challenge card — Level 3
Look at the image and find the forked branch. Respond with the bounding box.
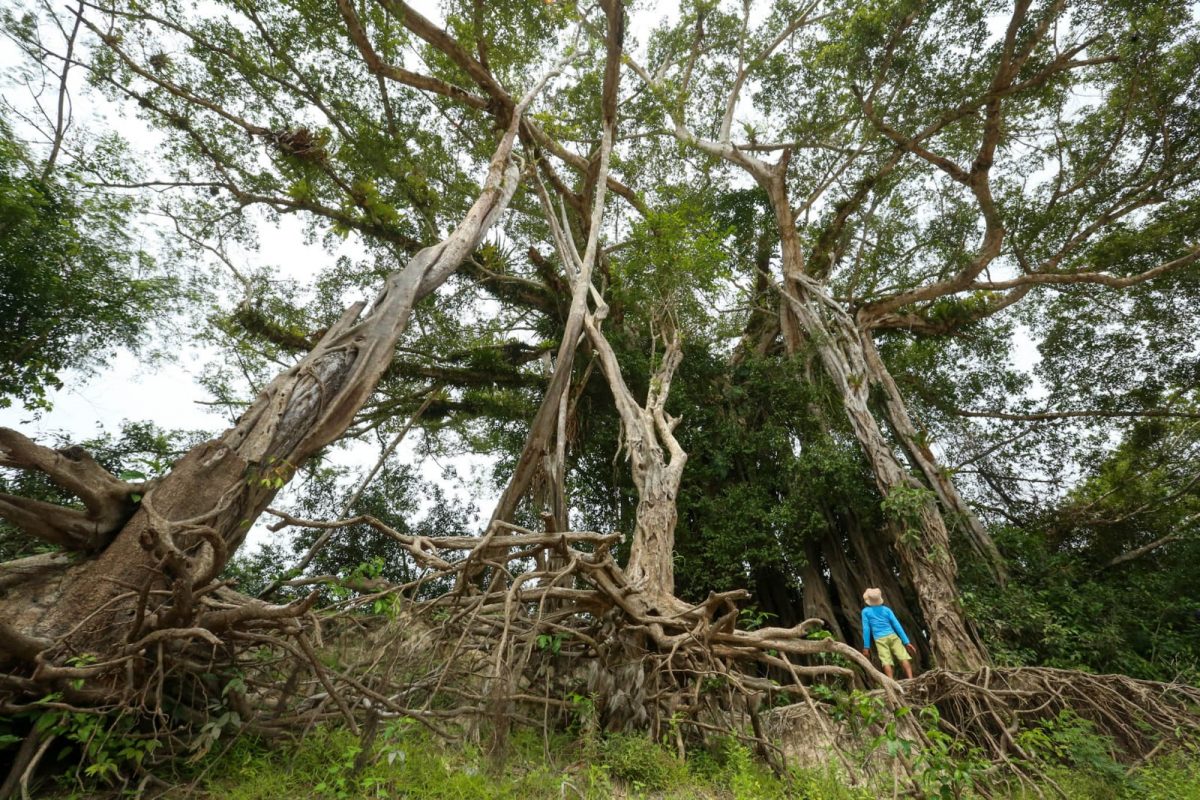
[0,428,140,550]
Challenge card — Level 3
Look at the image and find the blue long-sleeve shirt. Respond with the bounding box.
[861,605,910,649]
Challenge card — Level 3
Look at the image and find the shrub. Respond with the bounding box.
[600,732,686,791]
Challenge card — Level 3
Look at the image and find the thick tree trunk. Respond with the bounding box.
[751,564,801,629]
[800,543,845,642]
[0,113,531,657]
[786,303,988,667]
[762,169,989,670]
[625,477,682,600]
[822,531,868,647]
[809,321,987,670]
[584,313,687,609]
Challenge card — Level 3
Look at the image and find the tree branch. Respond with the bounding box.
[0,621,52,666]
[336,0,490,109]
[969,247,1200,291]
[0,429,140,550]
[1105,533,1185,569]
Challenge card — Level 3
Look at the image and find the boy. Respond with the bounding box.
[860,587,917,679]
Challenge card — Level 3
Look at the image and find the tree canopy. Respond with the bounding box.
[0,115,177,409]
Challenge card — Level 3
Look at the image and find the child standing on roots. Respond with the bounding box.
[860,587,917,679]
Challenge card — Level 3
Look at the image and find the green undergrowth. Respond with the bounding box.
[1009,753,1200,800]
[141,723,868,800]
[26,710,1200,799]
[137,723,1200,800]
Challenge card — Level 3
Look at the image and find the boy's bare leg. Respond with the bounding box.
[901,660,914,680]
[882,665,894,678]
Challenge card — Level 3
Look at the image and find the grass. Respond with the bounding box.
[33,717,1200,799]
[127,723,873,800]
[1005,752,1200,800]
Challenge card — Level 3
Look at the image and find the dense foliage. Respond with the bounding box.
[970,415,1200,681]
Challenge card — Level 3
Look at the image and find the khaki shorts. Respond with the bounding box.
[874,634,910,667]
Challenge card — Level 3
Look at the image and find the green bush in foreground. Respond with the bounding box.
[124,724,871,800]
[601,733,687,792]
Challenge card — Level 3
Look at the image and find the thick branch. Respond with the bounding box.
[0,429,139,550]
[1105,534,1183,569]
[955,407,1200,422]
[0,621,51,666]
[336,0,489,109]
[0,429,132,507]
[867,285,1032,335]
[969,247,1200,291]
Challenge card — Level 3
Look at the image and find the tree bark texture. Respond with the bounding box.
[789,290,987,669]
[0,430,142,551]
[584,312,687,609]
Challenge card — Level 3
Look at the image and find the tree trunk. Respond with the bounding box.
[822,531,866,648]
[0,112,531,658]
[584,312,687,609]
[528,19,689,609]
[762,167,989,670]
[859,332,1007,585]
[800,542,844,643]
[815,330,988,670]
[751,564,801,630]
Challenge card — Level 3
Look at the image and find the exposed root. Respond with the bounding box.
[1,518,1198,796]
[907,666,1200,763]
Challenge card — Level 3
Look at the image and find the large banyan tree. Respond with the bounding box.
[1,0,1199,788]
